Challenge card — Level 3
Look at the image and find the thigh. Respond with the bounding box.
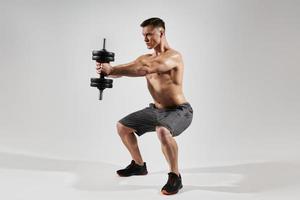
[119,106,157,136]
[158,105,193,137]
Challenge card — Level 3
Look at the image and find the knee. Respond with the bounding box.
[116,122,133,137]
[156,126,172,145]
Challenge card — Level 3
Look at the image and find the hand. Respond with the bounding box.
[96,62,112,75]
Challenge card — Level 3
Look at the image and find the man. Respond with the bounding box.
[96,17,193,195]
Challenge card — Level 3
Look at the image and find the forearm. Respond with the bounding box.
[107,74,122,78]
[110,61,148,77]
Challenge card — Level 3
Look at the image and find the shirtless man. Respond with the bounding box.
[96,17,193,195]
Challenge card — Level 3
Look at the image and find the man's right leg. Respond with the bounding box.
[116,122,144,166]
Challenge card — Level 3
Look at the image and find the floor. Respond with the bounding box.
[0,151,299,200]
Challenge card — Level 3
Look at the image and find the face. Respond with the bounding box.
[142,26,164,49]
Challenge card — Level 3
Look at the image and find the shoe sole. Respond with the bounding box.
[117,171,148,177]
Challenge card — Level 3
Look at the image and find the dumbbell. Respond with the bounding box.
[90,38,114,100]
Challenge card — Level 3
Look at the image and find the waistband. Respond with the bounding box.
[149,102,191,110]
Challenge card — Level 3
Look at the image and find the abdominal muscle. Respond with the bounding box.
[146,73,187,108]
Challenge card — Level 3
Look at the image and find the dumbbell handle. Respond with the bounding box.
[98,38,108,100]
[99,89,104,100]
[103,38,106,49]
[99,38,108,78]
[98,73,106,100]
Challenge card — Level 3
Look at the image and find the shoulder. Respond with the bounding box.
[163,49,183,64]
[164,49,182,59]
[135,53,152,61]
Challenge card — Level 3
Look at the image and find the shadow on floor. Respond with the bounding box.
[0,152,299,194]
[179,161,300,194]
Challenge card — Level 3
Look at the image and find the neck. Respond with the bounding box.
[153,37,170,55]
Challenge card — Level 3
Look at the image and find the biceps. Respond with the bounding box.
[139,57,176,74]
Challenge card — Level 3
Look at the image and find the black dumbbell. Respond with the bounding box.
[90,38,114,100]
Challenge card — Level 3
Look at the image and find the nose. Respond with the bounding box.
[144,37,149,42]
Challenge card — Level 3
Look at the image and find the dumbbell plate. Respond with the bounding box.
[90,78,113,84]
[92,50,115,57]
[92,56,114,62]
[90,82,113,88]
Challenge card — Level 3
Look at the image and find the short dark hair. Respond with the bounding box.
[140,17,165,30]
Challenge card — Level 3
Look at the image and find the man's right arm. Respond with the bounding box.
[109,55,149,77]
[109,51,180,77]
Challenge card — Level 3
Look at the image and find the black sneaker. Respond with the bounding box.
[161,172,183,195]
[116,160,148,177]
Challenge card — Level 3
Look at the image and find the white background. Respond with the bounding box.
[0,0,299,199]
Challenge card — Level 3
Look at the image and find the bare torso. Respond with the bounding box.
[144,49,187,108]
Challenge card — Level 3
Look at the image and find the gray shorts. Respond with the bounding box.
[119,102,193,137]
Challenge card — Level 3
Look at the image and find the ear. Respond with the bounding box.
[160,28,165,37]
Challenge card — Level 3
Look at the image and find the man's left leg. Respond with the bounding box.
[156,126,179,174]
[156,126,183,195]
